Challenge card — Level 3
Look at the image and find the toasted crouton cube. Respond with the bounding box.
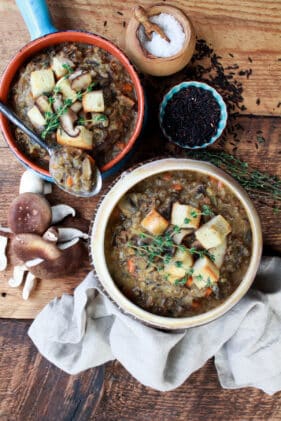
[141,209,169,235]
[56,78,77,102]
[164,249,193,282]
[27,105,46,130]
[171,202,201,229]
[82,90,104,112]
[30,69,55,98]
[209,238,227,269]
[192,256,219,289]
[56,126,93,150]
[51,56,74,79]
[195,215,231,249]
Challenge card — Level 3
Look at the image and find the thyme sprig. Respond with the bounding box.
[41,81,97,139]
[127,226,214,275]
[186,150,281,212]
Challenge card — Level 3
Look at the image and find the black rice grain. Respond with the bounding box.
[162,87,221,148]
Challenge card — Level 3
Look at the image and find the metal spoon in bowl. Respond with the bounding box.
[0,101,102,197]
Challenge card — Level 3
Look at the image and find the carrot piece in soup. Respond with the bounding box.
[185,277,193,287]
[204,287,213,297]
[127,258,136,274]
[173,183,183,191]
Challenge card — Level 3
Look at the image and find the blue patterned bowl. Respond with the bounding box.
[159,81,228,149]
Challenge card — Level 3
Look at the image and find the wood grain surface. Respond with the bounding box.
[0,0,281,419]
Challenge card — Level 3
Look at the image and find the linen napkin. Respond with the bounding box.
[29,256,281,394]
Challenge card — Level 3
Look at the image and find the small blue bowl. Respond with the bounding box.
[159,81,228,149]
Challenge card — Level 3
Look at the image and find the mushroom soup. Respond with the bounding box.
[10,42,138,169]
[105,171,252,317]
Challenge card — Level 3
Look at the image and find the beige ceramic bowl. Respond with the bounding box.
[125,5,196,76]
[90,158,262,330]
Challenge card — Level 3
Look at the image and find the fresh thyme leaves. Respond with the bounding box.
[184,205,213,224]
[41,81,98,139]
[42,97,74,139]
[62,63,74,78]
[186,149,281,211]
[174,268,194,286]
[127,225,213,283]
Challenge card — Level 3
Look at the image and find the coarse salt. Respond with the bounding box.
[138,13,186,58]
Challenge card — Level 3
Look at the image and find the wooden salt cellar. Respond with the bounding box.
[125,4,196,77]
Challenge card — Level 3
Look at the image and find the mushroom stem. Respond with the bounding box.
[57,227,88,243]
[19,170,52,195]
[8,266,26,288]
[0,236,8,271]
[25,258,44,268]
[22,272,37,300]
[57,237,79,250]
[51,204,76,224]
[0,226,13,234]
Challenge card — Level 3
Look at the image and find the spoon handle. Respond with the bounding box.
[0,100,50,153]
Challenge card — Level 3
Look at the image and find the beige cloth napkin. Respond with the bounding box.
[29,257,281,394]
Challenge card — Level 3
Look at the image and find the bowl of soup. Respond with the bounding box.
[90,158,262,330]
[0,32,144,180]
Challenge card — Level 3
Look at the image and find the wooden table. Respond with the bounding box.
[0,0,281,419]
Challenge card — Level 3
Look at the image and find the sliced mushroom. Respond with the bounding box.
[53,94,80,137]
[35,95,52,114]
[25,257,44,268]
[8,193,52,235]
[118,193,139,217]
[8,265,26,288]
[0,236,8,271]
[11,233,61,264]
[22,272,37,300]
[57,237,79,249]
[70,101,83,113]
[57,228,88,242]
[172,229,194,245]
[30,240,85,279]
[19,170,52,195]
[51,204,76,224]
[71,71,92,91]
[43,226,59,243]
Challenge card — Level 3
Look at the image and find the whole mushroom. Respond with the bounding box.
[8,192,52,235]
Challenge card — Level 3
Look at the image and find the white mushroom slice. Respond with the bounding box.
[172,229,193,245]
[22,272,37,300]
[0,236,8,271]
[0,225,12,234]
[19,170,52,195]
[35,95,52,114]
[43,226,59,243]
[57,237,79,250]
[71,72,92,91]
[70,101,83,113]
[51,204,76,224]
[25,258,44,268]
[68,69,84,80]
[57,227,88,242]
[8,265,26,288]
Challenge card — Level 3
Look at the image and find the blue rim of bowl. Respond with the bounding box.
[159,81,228,149]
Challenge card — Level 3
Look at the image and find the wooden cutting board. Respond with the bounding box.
[0,0,280,318]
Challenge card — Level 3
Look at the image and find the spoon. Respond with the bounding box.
[0,101,102,197]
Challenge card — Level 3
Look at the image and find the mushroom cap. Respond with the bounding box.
[11,233,61,265]
[8,193,52,234]
[29,240,86,279]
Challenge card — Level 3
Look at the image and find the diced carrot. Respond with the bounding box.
[127,258,136,274]
[209,176,218,184]
[66,176,73,187]
[205,287,213,297]
[185,277,193,287]
[116,141,126,150]
[217,180,224,189]
[162,172,172,181]
[122,82,133,93]
[191,300,200,309]
[173,183,183,191]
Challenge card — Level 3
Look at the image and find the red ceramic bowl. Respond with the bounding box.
[0,31,145,179]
